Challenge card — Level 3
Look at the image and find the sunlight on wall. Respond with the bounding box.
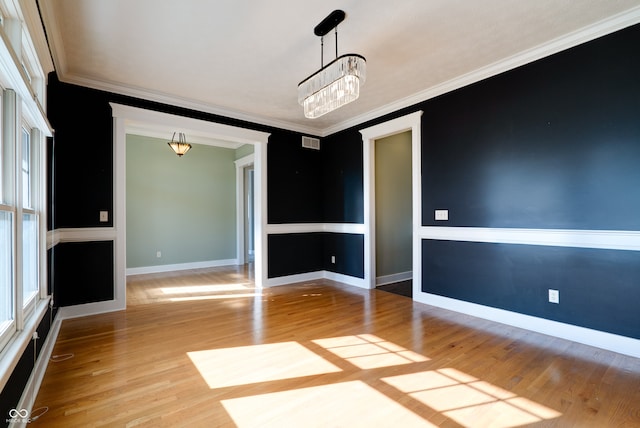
[187,342,341,388]
[188,333,562,427]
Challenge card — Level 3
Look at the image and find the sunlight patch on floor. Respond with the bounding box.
[188,334,561,426]
[187,342,341,389]
[381,368,562,427]
[312,334,429,369]
[161,283,253,294]
[169,292,261,302]
[221,380,436,428]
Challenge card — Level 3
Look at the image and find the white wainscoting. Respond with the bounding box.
[414,226,640,358]
[419,226,640,251]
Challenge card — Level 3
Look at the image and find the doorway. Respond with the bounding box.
[112,104,270,313]
[375,131,412,297]
[360,111,423,297]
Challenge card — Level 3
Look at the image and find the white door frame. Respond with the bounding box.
[235,154,254,265]
[111,104,270,312]
[360,111,423,292]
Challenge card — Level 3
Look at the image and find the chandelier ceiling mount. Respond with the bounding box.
[298,10,366,119]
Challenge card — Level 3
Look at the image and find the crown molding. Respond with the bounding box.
[59,72,323,136]
[324,5,640,136]
[48,5,640,138]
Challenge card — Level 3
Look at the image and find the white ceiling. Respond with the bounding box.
[38,0,640,136]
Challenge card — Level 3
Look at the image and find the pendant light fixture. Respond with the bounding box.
[167,132,192,157]
[298,10,366,119]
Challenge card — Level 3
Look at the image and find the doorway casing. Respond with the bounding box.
[360,111,423,292]
[235,154,254,265]
[112,103,270,312]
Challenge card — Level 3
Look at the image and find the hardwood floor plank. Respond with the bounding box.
[30,265,640,427]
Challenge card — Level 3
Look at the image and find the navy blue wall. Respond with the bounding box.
[423,240,640,339]
[53,241,114,307]
[416,23,640,339]
[321,131,364,224]
[421,24,640,229]
[323,233,365,278]
[268,233,364,279]
[267,133,324,224]
[268,233,325,277]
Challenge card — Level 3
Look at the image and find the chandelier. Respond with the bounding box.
[167,132,192,157]
[298,10,366,119]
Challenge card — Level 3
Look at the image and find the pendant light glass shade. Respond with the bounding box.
[167,132,192,157]
[298,54,366,119]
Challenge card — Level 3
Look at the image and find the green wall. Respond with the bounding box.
[126,134,236,268]
[375,131,412,278]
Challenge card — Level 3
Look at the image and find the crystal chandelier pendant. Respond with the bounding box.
[298,54,366,119]
[298,10,366,119]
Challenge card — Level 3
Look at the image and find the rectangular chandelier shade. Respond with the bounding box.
[298,54,366,119]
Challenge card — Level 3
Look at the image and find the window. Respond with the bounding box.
[21,126,38,310]
[0,91,14,350]
[0,210,12,342]
[0,94,45,351]
[21,127,30,208]
[0,0,52,382]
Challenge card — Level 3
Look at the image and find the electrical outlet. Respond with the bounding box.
[548,289,559,304]
[99,211,109,222]
[156,251,162,258]
[331,255,336,264]
[435,209,449,221]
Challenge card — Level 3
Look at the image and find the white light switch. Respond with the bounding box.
[99,211,109,222]
[435,209,449,221]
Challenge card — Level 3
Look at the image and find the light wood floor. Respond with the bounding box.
[32,265,640,427]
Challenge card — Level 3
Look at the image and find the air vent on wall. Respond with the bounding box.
[302,136,320,150]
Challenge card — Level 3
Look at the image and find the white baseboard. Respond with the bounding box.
[264,270,368,289]
[57,298,126,320]
[263,271,325,287]
[414,291,640,359]
[324,271,370,289]
[126,258,238,276]
[376,271,412,286]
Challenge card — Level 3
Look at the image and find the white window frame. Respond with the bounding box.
[0,88,15,352]
[20,124,40,317]
[0,0,53,399]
